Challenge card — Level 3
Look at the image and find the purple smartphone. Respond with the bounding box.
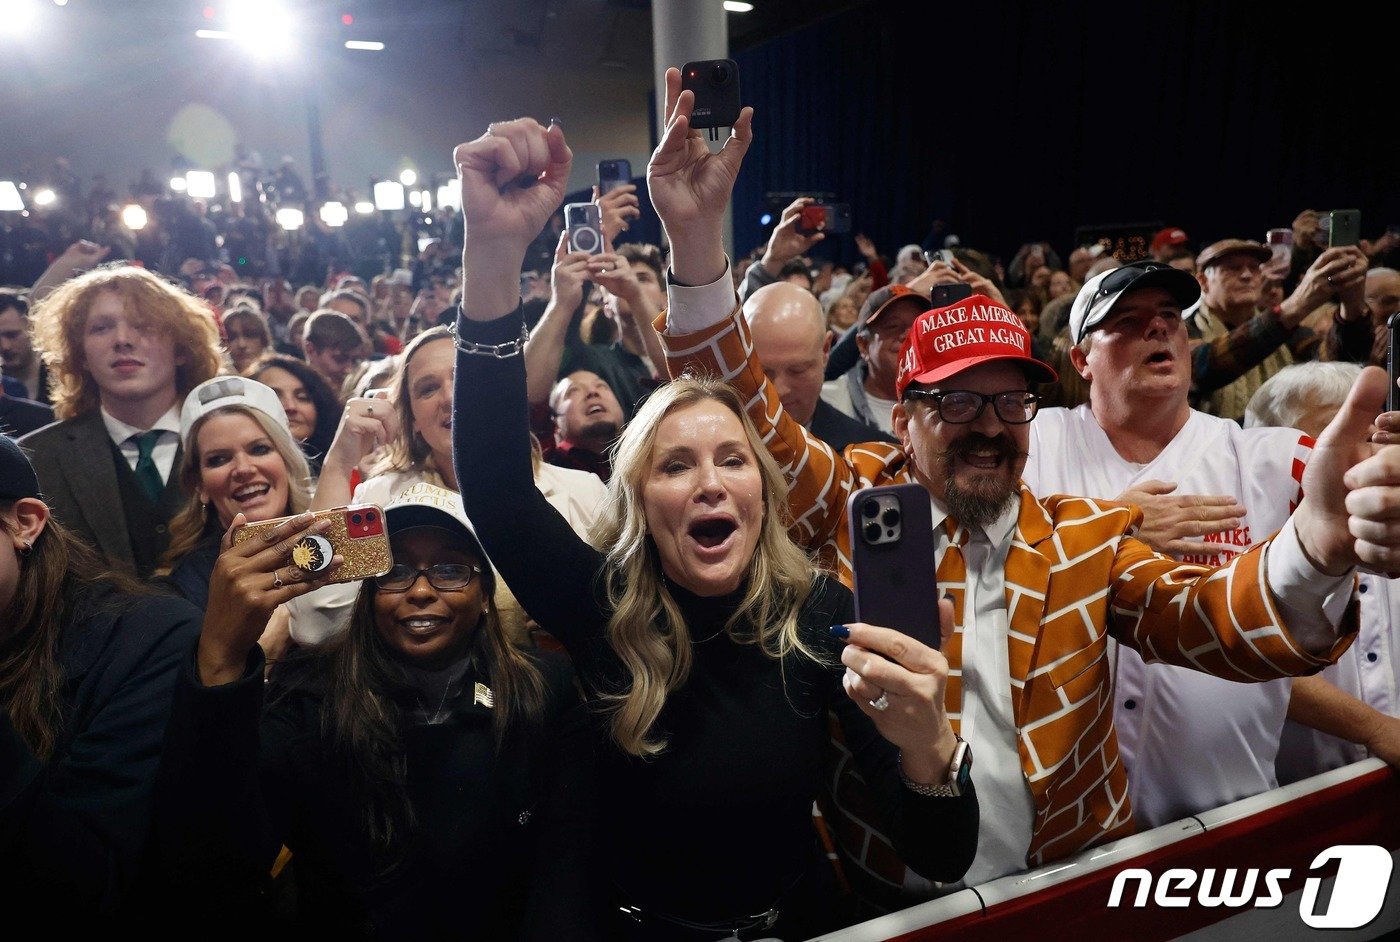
[846,483,941,649]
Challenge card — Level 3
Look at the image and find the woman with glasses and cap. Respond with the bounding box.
[156,376,312,616]
[0,435,203,918]
[153,483,594,939]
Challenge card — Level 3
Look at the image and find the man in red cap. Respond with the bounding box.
[1149,226,1193,269]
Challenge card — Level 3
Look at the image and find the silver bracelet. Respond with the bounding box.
[449,319,530,358]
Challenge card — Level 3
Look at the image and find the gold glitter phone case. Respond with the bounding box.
[232,505,393,585]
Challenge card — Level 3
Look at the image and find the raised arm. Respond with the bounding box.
[523,234,593,405]
[450,119,609,643]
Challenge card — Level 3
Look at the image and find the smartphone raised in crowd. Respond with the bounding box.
[597,159,632,195]
[680,58,742,130]
[1389,311,1400,413]
[1329,209,1361,248]
[565,202,604,255]
[795,202,852,236]
[846,483,941,650]
[930,282,974,309]
[232,505,393,586]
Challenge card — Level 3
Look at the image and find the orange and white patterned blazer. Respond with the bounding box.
[660,307,1355,867]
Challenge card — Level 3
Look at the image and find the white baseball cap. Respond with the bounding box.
[383,482,486,555]
[180,375,290,444]
[1068,261,1201,345]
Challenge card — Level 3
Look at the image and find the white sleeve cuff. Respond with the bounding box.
[666,258,737,334]
[1264,515,1353,653]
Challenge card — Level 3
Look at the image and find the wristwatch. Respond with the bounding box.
[900,737,973,798]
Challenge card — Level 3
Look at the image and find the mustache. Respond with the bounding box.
[947,432,1027,462]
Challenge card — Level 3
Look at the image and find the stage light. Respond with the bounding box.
[170,176,188,192]
[227,0,294,57]
[275,207,304,230]
[186,171,216,199]
[1,2,37,35]
[399,169,417,187]
[121,204,148,230]
[0,183,24,212]
[408,190,422,208]
[53,0,69,6]
[420,189,432,211]
[344,40,384,51]
[759,212,772,226]
[227,172,242,203]
[340,13,352,25]
[203,5,215,17]
[437,180,461,211]
[33,188,56,206]
[373,181,404,211]
[195,29,234,40]
[723,1,754,11]
[319,201,348,227]
[354,201,375,214]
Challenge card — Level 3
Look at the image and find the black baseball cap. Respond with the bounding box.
[0,436,41,501]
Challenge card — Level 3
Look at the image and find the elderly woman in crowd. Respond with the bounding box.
[449,82,977,940]
[0,435,202,918]
[154,486,594,938]
[156,376,311,615]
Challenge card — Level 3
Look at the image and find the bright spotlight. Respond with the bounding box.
[420,189,432,211]
[195,30,235,40]
[227,172,242,203]
[170,176,188,192]
[723,1,754,11]
[54,0,69,6]
[408,189,422,208]
[1,3,37,35]
[275,207,304,230]
[227,0,294,56]
[345,40,384,51]
[121,204,148,230]
[186,171,217,199]
[373,181,405,211]
[354,201,375,215]
[436,179,461,211]
[759,212,772,226]
[399,169,417,187]
[33,188,57,206]
[0,182,24,212]
[319,201,348,227]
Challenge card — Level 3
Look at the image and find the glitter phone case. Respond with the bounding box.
[232,504,393,585]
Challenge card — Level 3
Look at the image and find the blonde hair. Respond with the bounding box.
[592,377,823,756]
[373,327,447,484]
[156,405,312,574]
[30,265,223,421]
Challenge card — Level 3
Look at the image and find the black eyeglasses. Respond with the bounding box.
[374,563,480,592]
[904,389,1041,425]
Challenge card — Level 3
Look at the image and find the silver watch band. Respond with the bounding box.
[450,319,530,358]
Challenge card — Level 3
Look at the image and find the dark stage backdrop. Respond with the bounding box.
[732,0,1395,269]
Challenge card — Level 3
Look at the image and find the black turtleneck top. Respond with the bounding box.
[453,309,978,934]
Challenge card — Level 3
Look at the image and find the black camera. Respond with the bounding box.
[681,58,742,129]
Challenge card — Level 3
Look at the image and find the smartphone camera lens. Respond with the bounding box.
[863,521,881,543]
[351,513,362,525]
[710,62,732,86]
[882,508,901,528]
[862,499,879,519]
[365,511,376,522]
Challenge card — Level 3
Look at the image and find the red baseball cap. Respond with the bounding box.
[896,294,1057,398]
[1151,227,1190,254]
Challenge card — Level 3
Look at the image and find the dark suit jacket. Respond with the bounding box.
[809,398,896,451]
[19,411,182,576]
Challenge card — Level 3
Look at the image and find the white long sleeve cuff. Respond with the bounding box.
[1264,514,1353,654]
[666,259,737,334]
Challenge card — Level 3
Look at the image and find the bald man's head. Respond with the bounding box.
[743,281,831,426]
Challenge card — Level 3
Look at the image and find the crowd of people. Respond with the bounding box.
[2,66,1399,939]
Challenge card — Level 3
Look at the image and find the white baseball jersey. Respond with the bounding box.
[1275,571,1400,783]
[1024,405,1310,827]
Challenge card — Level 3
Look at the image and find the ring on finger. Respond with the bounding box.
[870,691,890,712]
[272,568,285,590]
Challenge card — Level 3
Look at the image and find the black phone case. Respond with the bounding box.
[681,59,742,129]
[930,282,974,308]
[847,483,941,650]
[1330,209,1361,248]
[598,159,631,194]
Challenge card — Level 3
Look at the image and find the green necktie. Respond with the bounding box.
[131,430,165,503]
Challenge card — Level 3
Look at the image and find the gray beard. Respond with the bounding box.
[940,456,1019,531]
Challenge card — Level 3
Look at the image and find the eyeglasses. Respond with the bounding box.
[904,389,1041,424]
[374,563,480,592]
